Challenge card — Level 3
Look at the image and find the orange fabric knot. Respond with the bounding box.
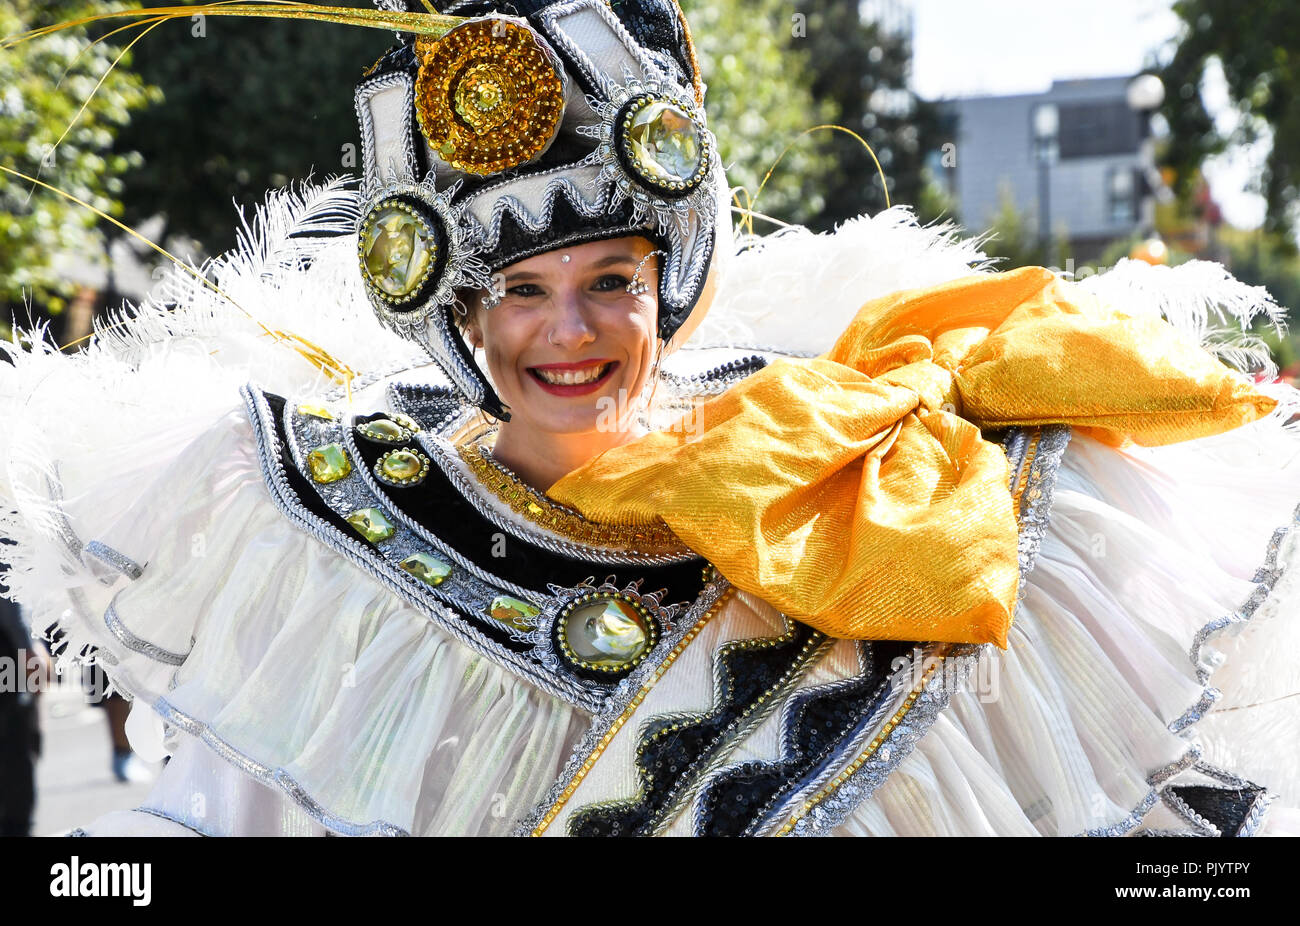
[546,267,1278,647]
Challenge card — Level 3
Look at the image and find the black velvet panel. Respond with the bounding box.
[345,412,708,603]
[1168,784,1267,837]
[694,640,914,836]
[567,622,822,837]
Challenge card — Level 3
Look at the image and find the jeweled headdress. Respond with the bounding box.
[353,0,726,419]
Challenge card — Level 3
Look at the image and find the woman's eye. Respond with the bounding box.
[507,283,543,298]
[593,274,630,291]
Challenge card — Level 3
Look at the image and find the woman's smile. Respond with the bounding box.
[527,359,619,395]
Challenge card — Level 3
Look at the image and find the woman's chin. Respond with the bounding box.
[510,377,637,436]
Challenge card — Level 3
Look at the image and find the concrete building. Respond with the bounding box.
[941,76,1152,261]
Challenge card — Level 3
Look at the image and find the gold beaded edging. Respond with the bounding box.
[357,198,439,306]
[530,586,737,836]
[457,441,684,552]
[617,93,712,196]
[555,591,659,674]
[374,447,431,487]
[773,643,953,837]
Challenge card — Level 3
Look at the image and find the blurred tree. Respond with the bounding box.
[109,0,390,256]
[979,183,1071,271]
[791,1,941,231]
[680,0,832,230]
[114,0,830,251]
[0,0,156,319]
[1157,0,1300,239]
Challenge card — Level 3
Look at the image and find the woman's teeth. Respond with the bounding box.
[534,363,610,385]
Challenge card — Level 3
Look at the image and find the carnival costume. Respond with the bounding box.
[2,0,1298,836]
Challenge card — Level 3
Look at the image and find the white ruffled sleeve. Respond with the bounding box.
[24,404,586,836]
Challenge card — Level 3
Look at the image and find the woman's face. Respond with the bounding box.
[465,235,660,435]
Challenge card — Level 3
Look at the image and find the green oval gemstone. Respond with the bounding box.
[625,100,702,185]
[359,419,408,442]
[307,443,352,483]
[400,552,451,587]
[381,450,424,481]
[346,507,396,544]
[562,596,650,668]
[489,595,539,632]
[360,204,436,299]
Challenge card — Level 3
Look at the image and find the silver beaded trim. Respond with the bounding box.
[82,540,144,581]
[104,600,188,667]
[1237,790,1275,837]
[1159,788,1222,837]
[151,696,409,837]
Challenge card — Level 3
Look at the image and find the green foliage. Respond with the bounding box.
[1220,225,1300,318]
[791,2,941,231]
[108,0,390,255]
[680,0,833,230]
[978,183,1070,271]
[1157,0,1300,238]
[0,0,156,315]
[682,0,940,233]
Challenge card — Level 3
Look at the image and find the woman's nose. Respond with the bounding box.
[547,289,597,350]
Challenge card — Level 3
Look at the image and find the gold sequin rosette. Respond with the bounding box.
[413,19,566,176]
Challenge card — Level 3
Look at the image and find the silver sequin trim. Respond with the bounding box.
[1079,790,1162,837]
[152,696,408,837]
[1188,501,1299,686]
[104,600,188,666]
[83,540,144,581]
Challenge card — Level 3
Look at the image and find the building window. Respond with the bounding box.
[1108,167,1136,225]
[1058,102,1141,159]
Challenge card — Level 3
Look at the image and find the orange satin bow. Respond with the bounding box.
[547,267,1277,647]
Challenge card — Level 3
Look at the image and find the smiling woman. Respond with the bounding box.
[3,0,1299,839]
[457,235,663,490]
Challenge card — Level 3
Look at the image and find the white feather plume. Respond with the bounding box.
[0,174,422,614]
[686,206,994,355]
[1080,258,1286,377]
